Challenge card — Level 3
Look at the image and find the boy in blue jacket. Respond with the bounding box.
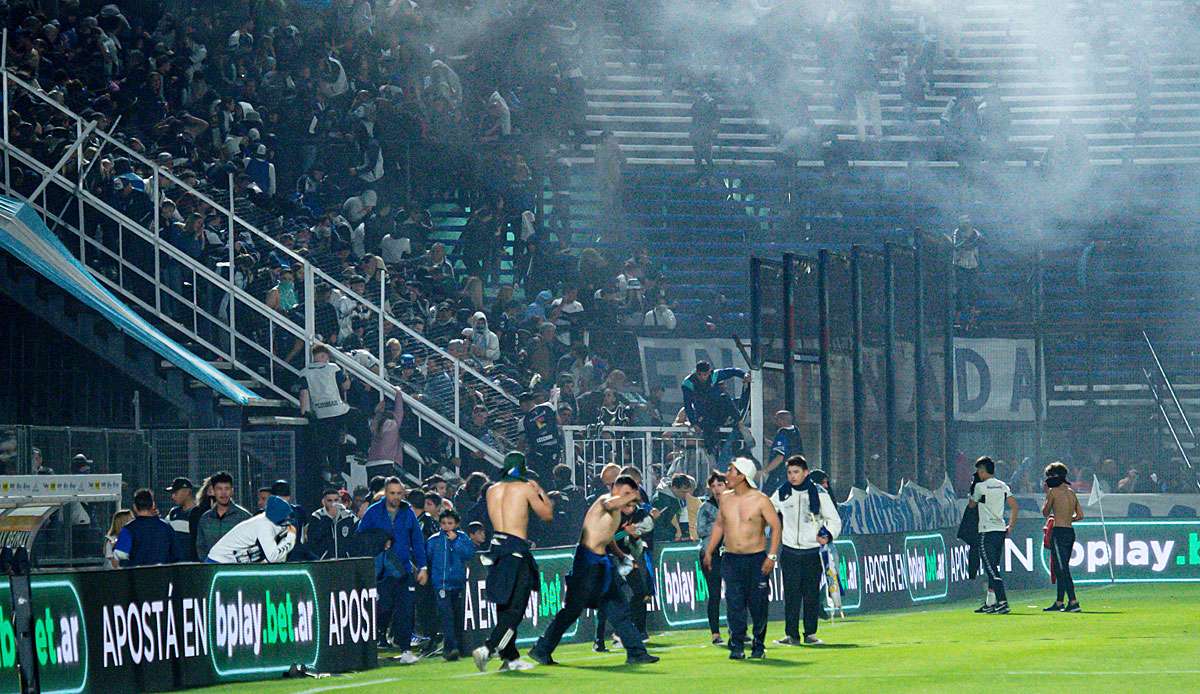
[426,508,476,661]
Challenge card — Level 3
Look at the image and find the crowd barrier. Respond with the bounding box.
[4,519,1198,690]
[0,559,377,691]
[459,517,1200,648]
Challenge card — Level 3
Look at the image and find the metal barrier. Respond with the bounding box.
[0,68,512,465]
[0,424,295,566]
[563,425,717,496]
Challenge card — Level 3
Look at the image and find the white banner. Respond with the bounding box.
[953,338,1042,422]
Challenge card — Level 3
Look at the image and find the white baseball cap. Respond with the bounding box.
[730,457,758,488]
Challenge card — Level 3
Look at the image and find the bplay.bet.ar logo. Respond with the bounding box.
[0,578,87,694]
[208,569,319,678]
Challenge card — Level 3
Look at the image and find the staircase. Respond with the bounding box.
[0,251,227,426]
[0,70,511,468]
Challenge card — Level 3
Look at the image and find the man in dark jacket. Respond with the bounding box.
[357,477,429,663]
[681,361,750,453]
[113,489,179,567]
[306,488,358,559]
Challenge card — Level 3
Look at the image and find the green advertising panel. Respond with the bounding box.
[902,533,949,603]
[0,560,376,693]
[1035,520,1200,584]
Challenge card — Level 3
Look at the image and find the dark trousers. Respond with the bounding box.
[437,589,465,653]
[781,547,823,638]
[721,551,769,652]
[378,573,416,649]
[700,549,723,634]
[1050,526,1077,603]
[979,530,1008,602]
[484,559,534,661]
[537,573,647,659]
[596,565,649,642]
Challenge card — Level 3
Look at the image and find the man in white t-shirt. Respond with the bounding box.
[967,456,1018,614]
[300,343,350,487]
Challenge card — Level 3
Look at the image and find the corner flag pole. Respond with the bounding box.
[1087,475,1116,584]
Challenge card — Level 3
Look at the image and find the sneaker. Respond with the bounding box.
[729,649,745,661]
[991,602,1010,614]
[974,604,995,614]
[711,635,725,646]
[749,648,766,659]
[472,646,492,672]
[593,641,609,652]
[444,649,460,662]
[499,659,535,672]
[773,637,801,646]
[392,651,419,665]
[528,649,557,666]
[626,653,660,665]
[1043,603,1064,612]
[1063,602,1081,613]
[803,635,824,646]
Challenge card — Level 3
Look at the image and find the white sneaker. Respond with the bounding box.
[393,651,419,665]
[472,646,492,672]
[499,658,535,672]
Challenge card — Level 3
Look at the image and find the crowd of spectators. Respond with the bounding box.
[0,0,696,492]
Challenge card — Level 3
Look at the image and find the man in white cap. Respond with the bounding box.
[703,457,780,660]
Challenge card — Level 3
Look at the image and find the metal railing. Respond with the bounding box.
[562,424,716,496]
[1142,332,1200,491]
[0,69,509,465]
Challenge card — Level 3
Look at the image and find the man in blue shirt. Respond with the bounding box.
[681,361,749,454]
[518,391,561,479]
[761,410,804,495]
[113,489,179,567]
[357,477,429,664]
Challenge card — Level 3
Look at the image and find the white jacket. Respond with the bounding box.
[206,513,296,564]
[770,484,842,551]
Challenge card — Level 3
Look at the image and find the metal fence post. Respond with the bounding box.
[643,431,654,491]
[943,239,957,483]
[914,232,927,487]
[782,253,797,415]
[850,245,867,489]
[304,261,315,366]
[884,243,899,492]
[2,32,9,194]
[152,163,162,312]
[228,173,237,360]
[816,249,832,472]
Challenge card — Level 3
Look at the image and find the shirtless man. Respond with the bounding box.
[473,452,554,672]
[703,457,782,660]
[529,476,661,666]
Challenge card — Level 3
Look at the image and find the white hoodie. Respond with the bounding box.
[206,512,295,564]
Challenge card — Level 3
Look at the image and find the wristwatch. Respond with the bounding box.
[767,553,778,562]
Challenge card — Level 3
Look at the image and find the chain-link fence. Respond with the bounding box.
[0,425,295,566]
[563,426,712,498]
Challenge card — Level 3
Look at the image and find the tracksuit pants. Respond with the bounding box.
[979,530,1008,603]
[722,551,769,652]
[781,546,823,639]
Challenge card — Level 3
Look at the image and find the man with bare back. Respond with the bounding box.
[528,476,661,666]
[472,452,554,672]
[703,457,782,660]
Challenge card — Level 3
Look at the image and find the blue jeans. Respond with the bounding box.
[437,588,465,653]
[378,573,416,649]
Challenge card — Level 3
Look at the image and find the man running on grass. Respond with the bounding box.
[703,457,781,660]
[473,452,554,672]
[529,475,661,666]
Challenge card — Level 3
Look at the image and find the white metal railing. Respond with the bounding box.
[0,68,505,467]
[562,424,721,496]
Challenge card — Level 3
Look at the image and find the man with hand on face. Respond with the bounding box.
[770,456,841,646]
[703,457,781,660]
[529,475,660,667]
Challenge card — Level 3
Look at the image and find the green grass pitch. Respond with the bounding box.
[205,583,1200,693]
